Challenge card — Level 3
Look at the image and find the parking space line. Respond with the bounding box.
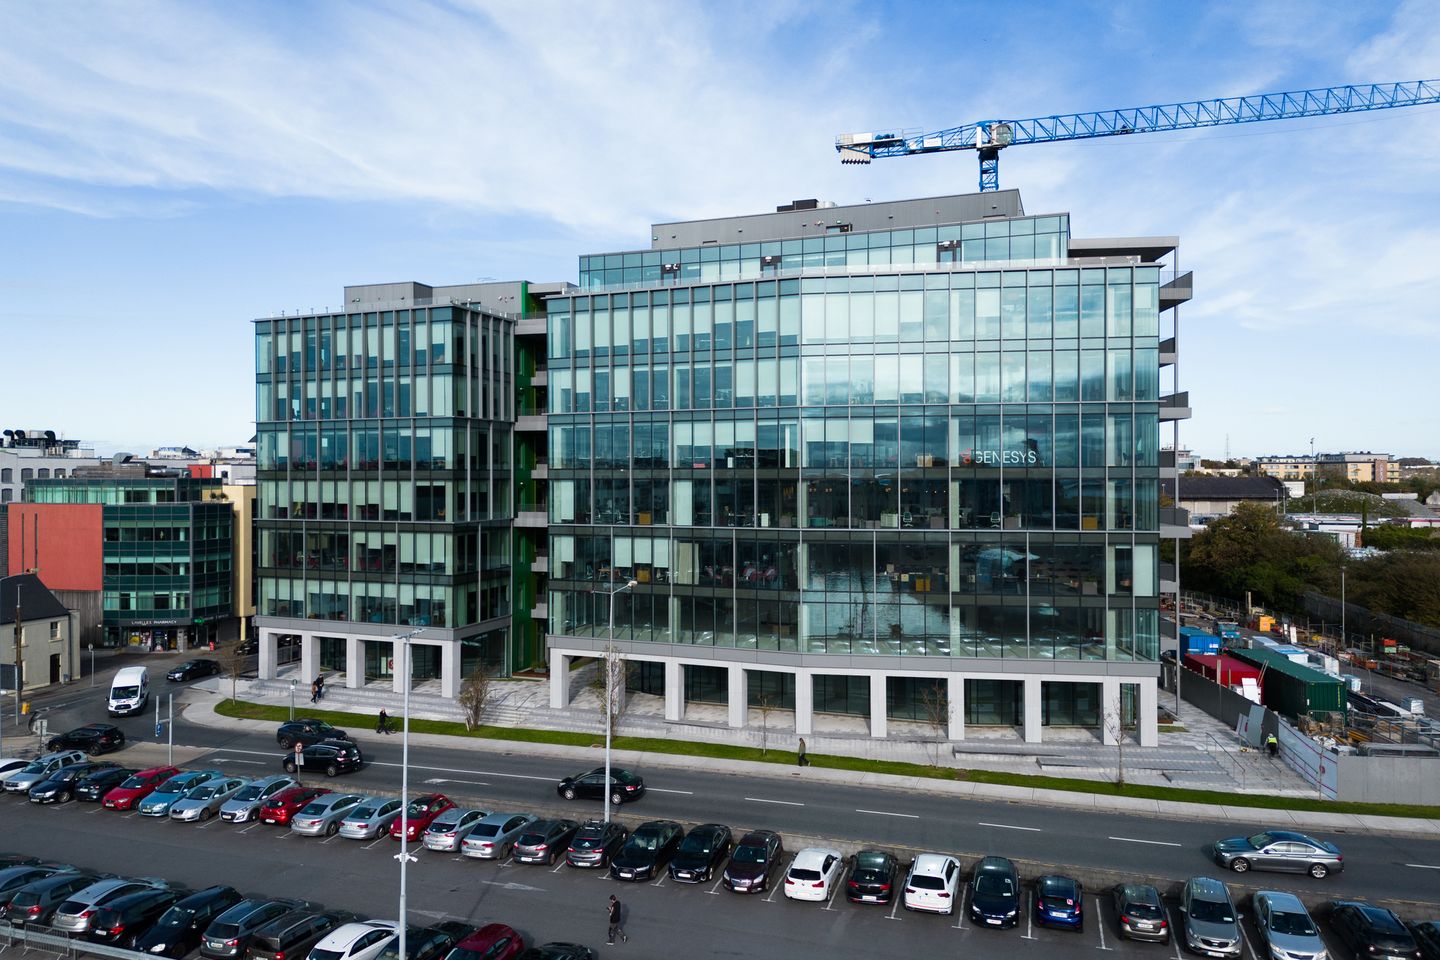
[856,808,919,819]
[86,807,104,815]
[744,797,804,806]
[646,788,693,795]
[1107,836,1182,847]
[1237,913,1257,960]
[887,894,903,921]
[321,834,341,844]
[550,860,566,874]
[978,822,1041,832]
[238,824,257,834]
[363,837,386,849]
[1024,891,1036,939]
[706,876,724,896]
[953,883,968,929]
[651,873,667,888]
[1168,906,1184,960]
[1096,898,1111,950]
[822,878,844,912]
[1405,863,1440,870]
[764,880,782,902]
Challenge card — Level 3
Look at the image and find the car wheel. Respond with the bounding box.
[59,790,73,804]
[325,763,339,777]
[201,808,213,821]
[610,791,624,806]
[327,821,339,836]
[47,741,59,752]
[280,736,295,749]
[1309,863,1329,879]
[283,760,296,773]
[562,787,576,800]
[1229,857,1250,873]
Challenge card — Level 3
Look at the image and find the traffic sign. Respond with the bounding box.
[155,723,163,738]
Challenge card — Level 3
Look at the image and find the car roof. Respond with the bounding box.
[1187,876,1230,899]
[1257,890,1306,912]
[791,848,842,868]
[854,850,892,867]
[1119,883,1161,903]
[1038,875,1079,892]
[975,856,1015,874]
[913,853,956,874]
[737,830,778,845]
[319,921,397,947]
[633,820,679,832]
[478,811,528,824]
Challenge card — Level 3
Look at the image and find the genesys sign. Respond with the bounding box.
[959,447,1042,466]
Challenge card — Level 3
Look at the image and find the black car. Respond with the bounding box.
[168,659,222,682]
[276,719,350,749]
[668,823,731,883]
[0,866,71,902]
[46,723,126,755]
[723,830,784,894]
[135,885,244,958]
[76,766,138,802]
[281,739,363,777]
[200,898,306,959]
[610,820,684,882]
[566,820,628,869]
[846,849,900,904]
[0,854,41,870]
[248,910,353,960]
[29,762,119,803]
[555,767,645,805]
[517,946,596,960]
[2,872,97,925]
[1330,902,1422,960]
[89,887,184,949]
[969,856,1021,929]
[374,921,476,960]
[512,819,582,866]
[1413,921,1440,960]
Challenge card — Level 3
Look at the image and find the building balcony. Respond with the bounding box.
[516,317,546,336]
[1160,270,1193,308]
[1159,391,1191,422]
[515,508,548,528]
[531,461,548,480]
[531,368,548,387]
[531,556,548,574]
[1159,336,1177,367]
[515,413,548,433]
[1160,506,1192,540]
[1159,561,1178,595]
[531,602,548,620]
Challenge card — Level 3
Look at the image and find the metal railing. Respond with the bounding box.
[0,921,145,960]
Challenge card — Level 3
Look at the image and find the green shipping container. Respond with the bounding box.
[1228,647,1348,721]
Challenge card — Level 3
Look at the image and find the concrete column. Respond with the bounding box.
[549,650,570,709]
[664,661,684,722]
[346,638,364,689]
[947,674,965,741]
[727,665,746,728]
[1101,677,1121,746]
[1138,678,1159,747]
[868,673,888,739]
[1022,676,1043,743]
[300,634,319,687]
[392,638,407,694]
[794,670,813,736]
[258,629,278,680]
[440,640,462,699]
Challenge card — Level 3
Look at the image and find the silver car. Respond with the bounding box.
[461,813,539,860]
[2,750,88,793]
[170,777,248,822]
[338,797,404,840]
[1212,831,1344,880]
[1181,877,1241,959]
[1254,891,1328,960]
[421,807,490,852]
[290,793,365,836]
[219,775,297,823]
[51,878,164,933]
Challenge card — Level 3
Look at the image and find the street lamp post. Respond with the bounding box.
[391,628,423,960]
[602,579,637,824]
[289,679,296,721]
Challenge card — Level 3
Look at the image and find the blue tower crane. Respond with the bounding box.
[836,80,1440,191]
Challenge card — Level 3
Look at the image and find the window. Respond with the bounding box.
[50,621,61,640]
[0,468,11,482]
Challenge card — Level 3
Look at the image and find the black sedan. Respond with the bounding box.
[668,823,731,883]
[847,849,900,904]
[609,820,683,882]
[46,723,126,755]
[1329,901,1422,960]
[89,888,183,949]
[76,767,137,802]
[276,719,349,749]
[135,886,243,958]
[29,762,119,804]
[969,856,1020,928]
[167,659,222,682]
[281,740,363,777]
[565,820,628,869]
[556,767,644,805]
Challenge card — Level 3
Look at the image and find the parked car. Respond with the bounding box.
[609,820,682,881]
[423,808,491,852]
[291,794,366,837]
[172,777,249,822]
[306,920,399,960]
[1180,876,1241,958]
[847,849,900,904]
[1412,921,1440,960]
[555,767,645,805]
[1212,831,1344,879]
[76,766,137,802]
[723,830,783,894]
[0,854,41,870]
[463,812,539,861]
[1113,882,1170,943]
[134,885,244,958]
[668,823,730,882]
[276,719,349,749]
[283,740,364,778]
[201,899,308,960]
[168,659,222,682]
[248,909,351,960]
[47,723,126,755]
[784,847,846,903]
[220,775,298,823]
[444,923,525,960]
[906,853,962,916]
[1034,875,1084,931]
[53,878,168,933]
[28,761,119,803]
[513,819,583,866]
[260,786,331,826]
[0,866,72,902]
[1253,891,1327,960]
[1329,901,1422,960]
[389,794,456,841]
[140,770,221,816]
[2,872,98,925]
[3,750,89,793]
[88,887,183,949]
[102,766,181,810]
[375,923,474,960]
[968,856,1019,927]
[340,797,406,840]
[515,946,594,960]
[0,758,28,779]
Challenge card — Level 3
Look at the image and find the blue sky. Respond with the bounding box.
[1,0,1436,459]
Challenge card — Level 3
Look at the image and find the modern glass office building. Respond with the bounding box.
[544,191,1190,743]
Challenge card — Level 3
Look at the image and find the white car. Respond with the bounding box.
[904,853,961,915]
[306,921,397,960]
[783,847,846,902]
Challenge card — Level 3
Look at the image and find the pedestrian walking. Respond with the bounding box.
[316,674,325,701]
[376,708,390,734]
[606,895,627,945]
[310,679,319,704]
[797,737,810,767]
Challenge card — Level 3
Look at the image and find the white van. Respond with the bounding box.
[108,666,149,716]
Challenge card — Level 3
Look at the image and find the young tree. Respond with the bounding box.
[755,694,776,757]
[1106,690,1127,787]
[220,637,253,705]
[917,681,950,767]
[588,650,628,738]
[456,668,491,731]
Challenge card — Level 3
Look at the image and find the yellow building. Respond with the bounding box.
[222,484,256,641]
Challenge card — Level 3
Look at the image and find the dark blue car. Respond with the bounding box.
[1034,875,1083,931]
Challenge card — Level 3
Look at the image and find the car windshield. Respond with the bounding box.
[790,868,821,881]
[299,802,328,815]
[233,785,264,802]
[1270,911,1317,937]
[407,801,433,815]
[1040,879,1077,899]
[10,891,42,907]
[910,875,944,890]
[733,844,767,864]
[627,833,660,851]
[1190,898,1235,924]
[1126,900,1164,920]
[352,806,380,819]
[157,905,196,927]
[190,784,221,800]
[853,868,885,883]
[112,685,140,699]
[469,824,499,838]
[1246,832,1277,848]
[119,775,149,789]
[20,760,47,774]
[975,875,1015,897]
[156,778,188,793]
[309,951,344,960]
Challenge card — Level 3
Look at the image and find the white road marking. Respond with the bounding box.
[978,821,1042,832]
[822,878,844,911]
[651,872,667,888]
[421,778,490,787]
[550,859,566,874]
[953,883,967,929]
[1405,863,1440,870]
[887,893,904,921]
[645,788,693,795]
[1169,906,1185,960]
[856,808,919,819]
[363,837,387,850]
[707,875,725,896]
[764,879,782,902]
[1108,836,1182,847]
[1096,897,1112,950]
[1237,910,1257,960]
[215,758,264,766]
[371,761,551,782]
[1024,891,1036,939]
[745,797,804,806]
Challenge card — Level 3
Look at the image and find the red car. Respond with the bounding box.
[101,766,180,811]
[389,794,455,841]
[444,924,524,960]
[259,786,331,825]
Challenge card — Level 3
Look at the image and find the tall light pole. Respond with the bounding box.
[601,580,637,824]
[392,628,423,960]
[1340,565,1346,653]
[2,572,32,726]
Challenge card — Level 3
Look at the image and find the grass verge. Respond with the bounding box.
[214,698,1440,820]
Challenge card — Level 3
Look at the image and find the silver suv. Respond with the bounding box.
[2,750,88,793]
[1181,876,1241,958]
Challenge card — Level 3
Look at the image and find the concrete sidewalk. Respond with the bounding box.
[182,684,1440,839]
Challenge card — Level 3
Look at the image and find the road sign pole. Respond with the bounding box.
[168,694,174,766]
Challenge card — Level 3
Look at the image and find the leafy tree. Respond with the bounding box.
[1362,525,1440,552]
[1181,502,1344,611]
[1345,553,1440,628]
